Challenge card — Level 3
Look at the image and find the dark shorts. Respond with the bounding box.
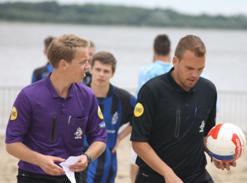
[17,169,85,183]
[135,169,214,183]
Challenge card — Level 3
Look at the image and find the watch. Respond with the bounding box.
[84,153,92,164]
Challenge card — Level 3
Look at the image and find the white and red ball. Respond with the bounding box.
[206,123,246,161]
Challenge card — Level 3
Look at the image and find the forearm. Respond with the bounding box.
[6,142,42,166]
[118,123,132,142]
[132,141,174,178]
[84,141,106,160]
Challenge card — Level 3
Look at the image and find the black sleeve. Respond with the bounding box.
[130,85,155,142]
[117,89,136,127]
[204,87,217,136]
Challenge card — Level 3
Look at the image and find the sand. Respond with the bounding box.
[1,136,246,183]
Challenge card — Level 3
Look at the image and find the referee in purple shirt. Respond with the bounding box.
[5,34,107,183]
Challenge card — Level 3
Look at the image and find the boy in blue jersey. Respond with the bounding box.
[84,51,136,183]
[31,36,55,83]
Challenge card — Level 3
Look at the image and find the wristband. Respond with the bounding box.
[84,153,92,164]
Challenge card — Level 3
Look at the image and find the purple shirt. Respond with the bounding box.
[5,77,107,174]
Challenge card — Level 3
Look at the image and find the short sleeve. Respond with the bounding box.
[5,90,32,143]
[204,91,217,136]
[86,94,107,145]
[120,92,136,126]
[131,85,155,142]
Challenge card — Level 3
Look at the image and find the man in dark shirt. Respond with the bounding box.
[83,40,96,86]
[6,34,107,183]
[131,35,235,183]
[31,36,54,83]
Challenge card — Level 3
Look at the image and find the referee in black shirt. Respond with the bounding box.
[131,35,236,183]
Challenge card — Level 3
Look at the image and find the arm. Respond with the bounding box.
[132,141,183,183]
[69,95,107,172]
[6,142,65,175]
[112,123,132,153]
[69,141,106,172]
[84,141,106,160]
[5,91,65,176]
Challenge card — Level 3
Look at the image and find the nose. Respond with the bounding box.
[99,70,104,77]
[191,70,199,78]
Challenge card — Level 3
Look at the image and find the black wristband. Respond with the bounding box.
[84,153,92,164]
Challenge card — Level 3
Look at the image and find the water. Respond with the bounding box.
[0,21,247,91]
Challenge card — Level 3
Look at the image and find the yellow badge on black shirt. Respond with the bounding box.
[10,106,18,121]
[134,102,144,117]
[98,106,104,120]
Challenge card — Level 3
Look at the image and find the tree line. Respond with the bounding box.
[0,1,247,29]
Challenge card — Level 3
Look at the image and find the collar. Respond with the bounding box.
[155,60,170,65]
[97,84,114,101]
[45,74,74,99]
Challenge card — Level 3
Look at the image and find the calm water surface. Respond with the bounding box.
[0,22,247,91]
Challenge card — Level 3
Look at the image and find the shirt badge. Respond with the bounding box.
[98,106,104,120]
[10,106,18,121]
[134,102,144,117]
[74,127,83,139]
[199,120,205,133]
[99,121,106,128]
[112,112,118,125]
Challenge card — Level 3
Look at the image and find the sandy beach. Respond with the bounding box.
[1,135,246,183]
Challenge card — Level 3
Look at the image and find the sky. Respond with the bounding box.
[1,0,247,16]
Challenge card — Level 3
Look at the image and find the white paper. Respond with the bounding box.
[60,156,81,183]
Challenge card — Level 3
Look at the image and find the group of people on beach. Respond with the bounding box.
[5,33,236,183]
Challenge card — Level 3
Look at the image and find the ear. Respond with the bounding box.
[57,59,68,70]
[172,56,179,66]
[111,72,114,78]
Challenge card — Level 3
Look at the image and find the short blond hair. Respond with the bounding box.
[47,34,89,68]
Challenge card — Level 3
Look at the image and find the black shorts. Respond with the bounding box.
[135,169,214,183]
[17,169,85,183]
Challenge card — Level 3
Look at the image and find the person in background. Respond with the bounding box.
[5,34,107,183]
[83,51,136,183]
[137,34,172,92]
[131,35,236,183]
[31,36,55,83]
[83,40,96,86]
[130,34,172,183]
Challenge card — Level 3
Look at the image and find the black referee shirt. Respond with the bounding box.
[131,69,217,180]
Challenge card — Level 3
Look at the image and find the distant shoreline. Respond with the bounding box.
[0,2,247,30]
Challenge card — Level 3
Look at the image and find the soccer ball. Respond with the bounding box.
[206,123,246,161]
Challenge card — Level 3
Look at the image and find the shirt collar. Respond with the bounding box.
[96,84,114,101]
[155,60,170,65]
[45,74,74,99]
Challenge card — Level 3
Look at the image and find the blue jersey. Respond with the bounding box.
[137,61,172,93]
[85,84,136,183]
[31,63,53,83]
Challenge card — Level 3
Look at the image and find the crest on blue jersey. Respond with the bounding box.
[112,112,118,125]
